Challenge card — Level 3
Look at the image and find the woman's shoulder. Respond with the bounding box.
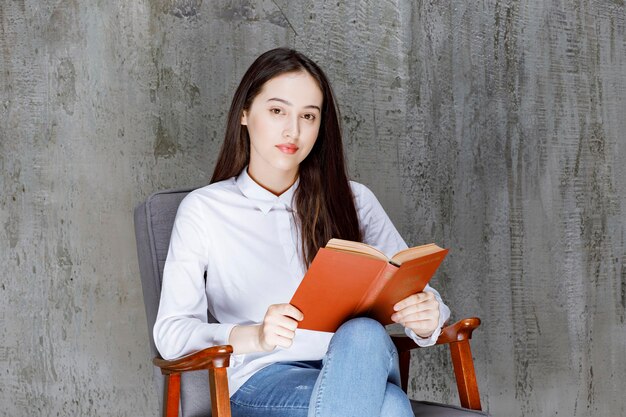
[178,177,239,211]
[348,180,378,205]
[348,180,390,225]
[192,177,237,196]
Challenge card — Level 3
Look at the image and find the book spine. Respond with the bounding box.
[351,262,398,316]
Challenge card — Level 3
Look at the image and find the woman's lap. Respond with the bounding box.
[230,361,322,417]
[230,318,413,417]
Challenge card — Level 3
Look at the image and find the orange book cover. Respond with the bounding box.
[290,239,448,332]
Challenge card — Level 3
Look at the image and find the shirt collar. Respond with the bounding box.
[236,167,299,215]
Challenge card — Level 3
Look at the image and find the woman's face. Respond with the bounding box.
[242,70,323,185]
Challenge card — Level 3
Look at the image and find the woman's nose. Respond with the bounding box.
[283,116,300,139]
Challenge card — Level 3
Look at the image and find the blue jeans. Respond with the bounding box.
[230,318,413,417]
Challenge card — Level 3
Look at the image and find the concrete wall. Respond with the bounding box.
[1,1,624,416]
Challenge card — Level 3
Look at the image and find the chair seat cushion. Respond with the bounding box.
[411,400,490,416]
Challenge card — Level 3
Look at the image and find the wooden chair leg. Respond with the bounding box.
[449,340,482,410]
[398,350,411,393]
[209,368,232,417]
[163,373,181,417]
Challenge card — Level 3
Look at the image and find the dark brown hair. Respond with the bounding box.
[211,48,362,266]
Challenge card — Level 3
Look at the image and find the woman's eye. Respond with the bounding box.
[303,114,316,121]
[270,108,282,115]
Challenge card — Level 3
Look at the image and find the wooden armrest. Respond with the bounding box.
[436,317,481,344]
[154,345,234,416]
[392,317,483,411]
[391,317,481,352]
[153,345,233,375]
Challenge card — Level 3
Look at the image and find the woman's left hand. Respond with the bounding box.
[390,291,440,338]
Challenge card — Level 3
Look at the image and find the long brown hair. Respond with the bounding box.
[211,48,362,266]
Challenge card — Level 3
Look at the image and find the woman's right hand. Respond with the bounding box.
[228,303,304,354]
[256,303,303,351]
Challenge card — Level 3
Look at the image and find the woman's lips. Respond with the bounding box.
[275,144,299,154]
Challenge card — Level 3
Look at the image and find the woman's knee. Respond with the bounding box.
[331,318,396,356]
[336,318,386,339]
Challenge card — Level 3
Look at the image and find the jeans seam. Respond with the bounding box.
[312,349,332,417]
[386,338,401,386]
[387,350,395,379]
[230,401,309,410]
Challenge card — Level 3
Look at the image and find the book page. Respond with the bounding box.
[326,238,389,261]
[391,243,444,265]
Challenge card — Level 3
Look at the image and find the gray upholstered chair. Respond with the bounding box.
[134,188,490,417]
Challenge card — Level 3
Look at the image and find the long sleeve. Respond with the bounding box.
[351,182,451,347]
[153,193,236,360]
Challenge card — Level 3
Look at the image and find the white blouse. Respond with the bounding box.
[153,167,451,395]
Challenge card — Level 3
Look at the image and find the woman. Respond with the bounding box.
[154,47,450,417]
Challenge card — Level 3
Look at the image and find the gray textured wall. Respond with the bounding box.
[1,1,625,416]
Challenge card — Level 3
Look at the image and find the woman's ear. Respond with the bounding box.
[241,110,248,126]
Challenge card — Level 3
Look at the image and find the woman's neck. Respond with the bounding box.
[247,166,298,196]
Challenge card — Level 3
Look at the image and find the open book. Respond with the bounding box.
[290,238,448,332]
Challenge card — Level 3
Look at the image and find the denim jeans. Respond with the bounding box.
[230,318,414,417]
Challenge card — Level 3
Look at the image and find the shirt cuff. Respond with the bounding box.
[405,325,442,347]
[212,323,246,367]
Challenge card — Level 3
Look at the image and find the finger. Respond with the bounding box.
[260,335,294,351]
[268,324,296,340]
[392,298,440,323]
[259,326,296,351]
[268,303,304,321]
[396,308,440,326]
[393,292,434,312]
[285,304,304,321]
[391,303,436,322]
[270,334,295,349]
[265,314,300,332]
[392,310,439,326]
[393,294,438,318]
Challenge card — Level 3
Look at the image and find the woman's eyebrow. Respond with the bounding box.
[267,97,321,112]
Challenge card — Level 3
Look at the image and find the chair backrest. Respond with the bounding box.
[134,188,195,356]
[135,188,214,417]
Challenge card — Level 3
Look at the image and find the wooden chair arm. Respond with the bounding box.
[153,345,234,417]
[391,317,483,411]
[153,345,233,375]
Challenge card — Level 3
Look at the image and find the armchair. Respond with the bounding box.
[134,188,489,417]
